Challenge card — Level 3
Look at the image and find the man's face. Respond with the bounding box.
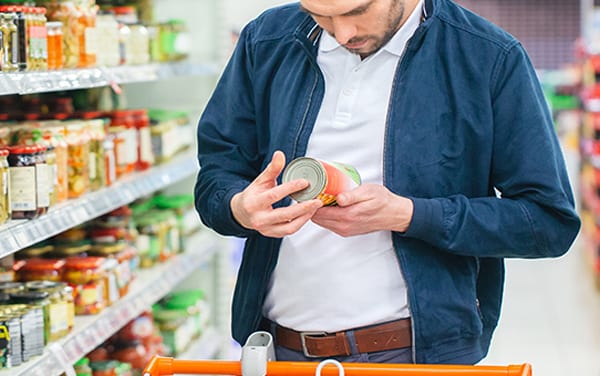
[300,0,411,58]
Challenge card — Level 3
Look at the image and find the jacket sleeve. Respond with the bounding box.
[194,22,262,238]
[404,42,581,258]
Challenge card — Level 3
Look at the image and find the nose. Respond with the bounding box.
[330,17,357,45]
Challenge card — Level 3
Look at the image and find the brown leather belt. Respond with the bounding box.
[269,318,412,358]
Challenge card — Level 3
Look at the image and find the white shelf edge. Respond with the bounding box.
[1,230,219,376]
[0,61,220,95]
[0,150,198,259]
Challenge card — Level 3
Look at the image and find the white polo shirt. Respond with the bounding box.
[263,1,423,332]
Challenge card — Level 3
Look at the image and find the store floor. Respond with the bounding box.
[481,238,600,376]
[482,146,600,376]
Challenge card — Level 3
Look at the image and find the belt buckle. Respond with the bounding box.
[299,331,327,358]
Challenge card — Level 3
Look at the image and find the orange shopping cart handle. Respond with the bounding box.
[143,355,533,376]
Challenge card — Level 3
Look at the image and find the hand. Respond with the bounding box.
[311,184,414,237]
[230,151,323,238]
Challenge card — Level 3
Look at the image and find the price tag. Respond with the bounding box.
[48,343,77,376]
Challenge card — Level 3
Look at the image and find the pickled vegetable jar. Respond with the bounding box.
[7,145,39,219]
[63,257,106,315]
[0,149,9,224]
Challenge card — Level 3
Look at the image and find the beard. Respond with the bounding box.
[344,0,406,58]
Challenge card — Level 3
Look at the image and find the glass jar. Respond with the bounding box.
[0,12,19,72]
[89,242,132,298]
[44,144,57,206]
[103,134,116,186]
[128,23,149,65]
[33,144,50,216]
[44,0,80,68]
[17,258,65,282]
[0,149,9,224]
[87,119,106,191]
[74,357,93,376]
[25,281,69,341]
[77,1,96,68]
[46,125,68,203]
[46,21,63,70]
[31,7,48,71]
[63,256,106,315]
[65,121,90,199]
[101,258,119,306]
[95,11,119,67]
[7,145,38,219]
[0,313,21,367]
[2,6,28,71]
[132,109,153,170]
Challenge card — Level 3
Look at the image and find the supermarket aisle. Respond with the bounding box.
[482,148,600,376]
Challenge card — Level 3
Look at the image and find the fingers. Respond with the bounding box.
[254,150,286,187]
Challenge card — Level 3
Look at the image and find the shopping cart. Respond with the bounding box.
[142,332,533,376]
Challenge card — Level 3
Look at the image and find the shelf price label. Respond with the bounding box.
[48,343,77,376]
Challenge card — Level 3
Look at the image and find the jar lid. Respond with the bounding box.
[65,256,106,270]
[0,282,24,292]
[25,280,60,291]
[7,144,37,155]
[20,258,66,272]
[10,291,50,303]
[0,149,8,157]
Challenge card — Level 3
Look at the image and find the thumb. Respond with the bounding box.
[256,150,286,184]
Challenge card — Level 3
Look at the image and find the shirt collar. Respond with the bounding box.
[319,0,424,56]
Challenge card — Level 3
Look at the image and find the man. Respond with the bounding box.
[194,0,581,365]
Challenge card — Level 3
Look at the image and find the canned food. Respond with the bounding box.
[282,157,361,206]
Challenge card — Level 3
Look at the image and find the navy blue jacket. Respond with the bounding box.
[194,0,580,364]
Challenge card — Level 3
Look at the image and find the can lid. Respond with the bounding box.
[282,157,326,202]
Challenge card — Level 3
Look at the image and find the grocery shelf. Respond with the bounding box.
[0,230,220,376]
[0,150,199,259]
[1,61,220,95]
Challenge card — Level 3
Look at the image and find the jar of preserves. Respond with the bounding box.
[17,258,65,282]
[1,6,27,71]
[33,144,50,216]
[46,21,63,70]
[63,256,106,315]
[132,109,153,170]
[47,240,92,259]
[95,11,119,67]
[101,258,119,306]
[134,212,166,268]
[7,145,38,219]
[25,281,69,341]
[78,2,97,68]
[0,12,19,72]
[45,0,81,69]
[44,144,57,206]
[0,149,9,224]
[64,121,90,199]
[103,134,116,186]
[128,24,149,65]
[88,119,106,191]
[89,242,132,297]
[46,126,69,203]
[110,110,137,175]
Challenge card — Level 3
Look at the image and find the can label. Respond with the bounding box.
[282,157,361,206]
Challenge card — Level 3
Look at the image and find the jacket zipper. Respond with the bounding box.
[385,17,427,364]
